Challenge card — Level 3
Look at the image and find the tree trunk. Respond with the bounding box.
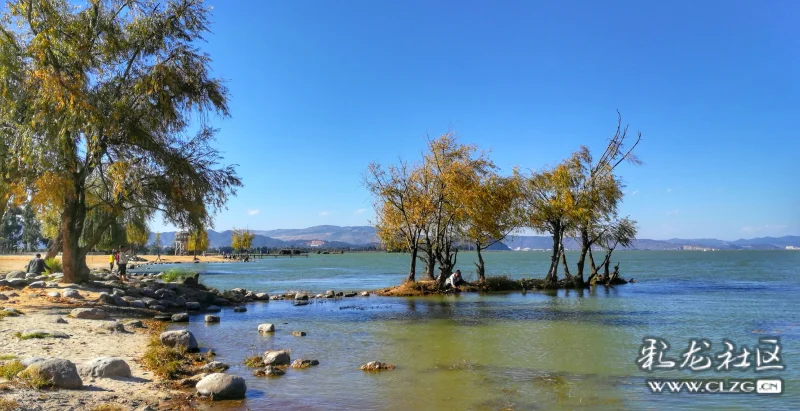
[61,199,89,283]
[559,246,571,279]
[475,242,485,283]
[407,246,418,282]
[588,248,597,274]
[544,226,561,289]
[46,230,63,260]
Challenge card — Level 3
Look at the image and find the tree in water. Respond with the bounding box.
[0,0,241,282]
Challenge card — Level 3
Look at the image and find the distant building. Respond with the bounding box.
[787,246,800,250]
[309,240,325,247]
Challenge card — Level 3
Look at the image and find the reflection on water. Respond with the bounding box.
[138,251,800,410]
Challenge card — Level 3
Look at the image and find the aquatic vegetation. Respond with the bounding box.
[161,268,196,283]
[243,355,263,368]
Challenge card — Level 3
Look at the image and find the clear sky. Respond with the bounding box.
[155,0,799,241]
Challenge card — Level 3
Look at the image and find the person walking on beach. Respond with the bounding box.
[118,245,131,282]
[26,253,50,275]
[109,249,116,272]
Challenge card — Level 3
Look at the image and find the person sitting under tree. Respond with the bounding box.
[445,269,466,290]
[26,253,50,275]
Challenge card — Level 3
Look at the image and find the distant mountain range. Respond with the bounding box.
[147,225,800,251]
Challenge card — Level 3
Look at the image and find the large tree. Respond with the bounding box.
[187,227,208,257]
[0,0,240,282]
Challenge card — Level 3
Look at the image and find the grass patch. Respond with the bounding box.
[0,355,16,361]
[17,368,52,389]
[0,398,20,411]
[0,310,21,320]
[161,268,196,283]
[13,332,49,340]
[481,276,523,291]
[90,404,126,411]
[376,280,441,297]
[0,360,25,380]
[44,257,62,274]
[140,320,207,381]
[243,354,263,368]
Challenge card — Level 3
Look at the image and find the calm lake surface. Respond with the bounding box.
[135,251,799,410]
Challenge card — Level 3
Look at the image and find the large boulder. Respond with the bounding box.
[25,358,83,389]
[130,300,146,309]
[258,324,275,333]
[70,308,108,320]
[171,313,189,322]
[233,306,247,312]
[263,350,290,366]
[62,289,81,299]
[79,357,131,378]
[160,330,198,350]
[8,279,28,287]
[185,301,201,310]
[204,315,220,323]
[28,281,46,288]
[195,373,246,400]
[294,294,309,301]
[254,292,270,301]
[206,305,221,312]
[6,271,25,279]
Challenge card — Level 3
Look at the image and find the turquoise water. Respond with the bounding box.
[135,251,799,410]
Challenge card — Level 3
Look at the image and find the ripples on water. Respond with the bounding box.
[134,251,799,410]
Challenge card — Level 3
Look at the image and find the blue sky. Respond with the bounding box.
[156,0,799,240]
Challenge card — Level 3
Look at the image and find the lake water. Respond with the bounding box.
[134,251,799,410]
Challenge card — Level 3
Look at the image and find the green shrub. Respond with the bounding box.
[45,257,62,274]
[483,276,523,291]
[161,267,195,283]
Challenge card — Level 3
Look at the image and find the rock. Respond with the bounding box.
[126,320,145,328]
[213,297,230,306]
[233,306,247,312]
[254,292,269,301]
[160,330,198,350]
[141,297,158,306]
[200,361,229,373]
[25,358,83,389]
[175,296,187,306]
[28,281,46,288]
[125,288,141,297]
[253,365,285,377]
[141,289,159,299]
[134,405,157,411]
[121,296,137,303]
[153,314,171,321]
[294,294,309,301]
[20,329,70,339]
[155,289,176,299]
[204,315,220,323]
[360,291,370,297]
[325,289,335,296]
[8,279,28,287]
[206,305,221,312]
[360,361,395,371]
[113,295,128,306]
[97,293,116,305]
[54,317,68,324]
[130,300,146,309]
[112,288,126,297]
[62,289,81,299]
[25,272,39,279]
[291,331,307,337]
[3,307,22,316]
[0,294,7,300]
[79,357,131,378]
[293,300,310,306]
[344,292,357,297]
[195,373,247,400]
[6,271,25,279]
[20,357,47,367]
[172,313,190,322]
[70,308,108,320]
[177,372,208,387]
[324,293,334,299]
[47,291,61,298]
[185,301,201,310]
[97,321,126,333]
[290,359,319,369]
[151,305,166,312]
[263,350,290,366]
[257,323,275,333]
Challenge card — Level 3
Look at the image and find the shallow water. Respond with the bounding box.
[135,251,799,410]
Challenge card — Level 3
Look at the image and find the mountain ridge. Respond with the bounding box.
[146,226,800,251]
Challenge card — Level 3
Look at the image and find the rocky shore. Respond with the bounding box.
[0,267,376,410]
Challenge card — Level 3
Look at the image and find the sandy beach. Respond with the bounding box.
[0,254,225,273]
[0,284,184,410]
